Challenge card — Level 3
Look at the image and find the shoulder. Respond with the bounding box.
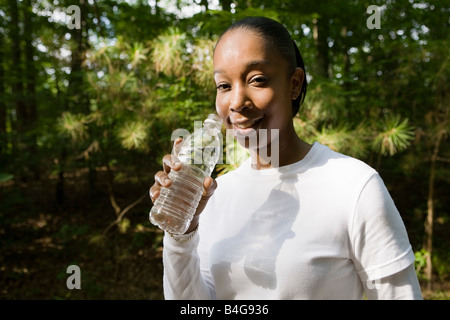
[309,142,377,182]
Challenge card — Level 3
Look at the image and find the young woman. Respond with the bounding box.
[149,17,422,300]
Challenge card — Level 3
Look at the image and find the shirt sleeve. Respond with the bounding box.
[162,230,215,300]
[350,172,419,291]
[364,263,423,299]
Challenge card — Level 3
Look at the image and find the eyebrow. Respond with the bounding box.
[213,59,271,75]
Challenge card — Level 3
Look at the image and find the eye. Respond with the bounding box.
[250,76,269,86]
[216,83,231,91]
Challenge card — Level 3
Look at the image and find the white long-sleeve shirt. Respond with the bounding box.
[162,142,422,300]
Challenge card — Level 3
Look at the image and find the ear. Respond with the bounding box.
[290,68,304,100]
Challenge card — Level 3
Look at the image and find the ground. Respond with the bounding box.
[0,172,164,300]
[0,172,448,300]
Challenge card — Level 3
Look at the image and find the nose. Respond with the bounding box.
[229,84,250,113]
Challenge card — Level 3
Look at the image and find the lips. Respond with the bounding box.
[231,117,263,134]
[233,119,260,129]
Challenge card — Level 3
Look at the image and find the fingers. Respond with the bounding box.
[202,176,217,197]
[150,152,183,204]
[195,177,217,217]
[149,170,175,203]
[150,135,216,210]
[162,153,181,174]
[149,185,160,204]
[174,137,183,145]
[149,172,168,204]
[154,170,172,188]
[172,137,184,156]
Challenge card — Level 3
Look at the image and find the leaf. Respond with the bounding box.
[0,173,14,183]
[190,38,215,88]
[372,115,415,156]
[130,43,149,68]
[152,27,187,77]
[117,120,149,151]
[314,123,369,158]
[118,218,130,234]
[58,112,89,142]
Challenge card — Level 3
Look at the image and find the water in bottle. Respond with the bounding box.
[149,114,223,235]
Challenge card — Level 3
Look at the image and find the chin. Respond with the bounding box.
[234,127,280,151]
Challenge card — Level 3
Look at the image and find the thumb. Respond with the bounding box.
[194,177,217,217]
[202,177,217,197]
[172,137,184,156]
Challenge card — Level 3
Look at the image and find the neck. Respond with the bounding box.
[249,125,311,170]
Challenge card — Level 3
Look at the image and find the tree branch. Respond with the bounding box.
[436,156,450,163]
[103,192,148,236]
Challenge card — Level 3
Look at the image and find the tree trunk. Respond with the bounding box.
[220,0,232,11]
[69,0,90,114]
[9,0,28,182]
[423,130,443,290]
[0,30,6,161]
[200,0,209,11]
[313,16,330,79]
[54,71,67,205]
[23,0,39,179]
[56,148,66,206]
[10,0,26,132]
[23,0,36,127]
[67,1,95,195]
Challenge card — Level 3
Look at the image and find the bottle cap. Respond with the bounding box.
[204,114,223,129]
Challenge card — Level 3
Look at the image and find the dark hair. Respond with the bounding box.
[215,16,307,117]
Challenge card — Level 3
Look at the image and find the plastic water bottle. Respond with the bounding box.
[150,114,223,235]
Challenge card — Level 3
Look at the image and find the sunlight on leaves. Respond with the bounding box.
[117,120,149,151]
[373,115,415,156]
[118,218,131,234]
[58,112,88,142]
[191,38,215,88]
[152,27,187,77]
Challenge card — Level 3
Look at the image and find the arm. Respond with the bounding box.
[162,230,215,299]
[149,141,218,300]
[351,173,422,300]
[159,184,217,300]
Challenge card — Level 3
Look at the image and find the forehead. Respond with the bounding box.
[214,29,274,65]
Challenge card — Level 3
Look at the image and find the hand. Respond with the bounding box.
[149,138,217,234]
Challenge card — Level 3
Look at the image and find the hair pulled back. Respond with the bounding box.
[215,16,307,117]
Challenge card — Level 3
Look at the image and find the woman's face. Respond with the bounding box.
[213,28,303,149]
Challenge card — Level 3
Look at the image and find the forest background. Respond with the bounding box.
[0,0,448,300]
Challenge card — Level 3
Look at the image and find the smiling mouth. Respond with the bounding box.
[232,118,263,130]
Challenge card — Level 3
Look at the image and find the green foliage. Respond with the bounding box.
[415,249,429,278]
[117,120,149,151]
[0,173,13,183]
[372,115,415,156]
[55,224,89,244]
[58,112,90,142]
[0,0,449,299]
[153,27,188,77]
